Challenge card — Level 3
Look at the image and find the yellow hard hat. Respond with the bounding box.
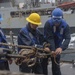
[26,13,42,25]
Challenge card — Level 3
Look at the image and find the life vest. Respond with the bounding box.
[48,18,67,48]
[21,26,40,45]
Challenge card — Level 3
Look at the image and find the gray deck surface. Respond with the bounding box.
[48,62,75,75]
[9,61,75,75]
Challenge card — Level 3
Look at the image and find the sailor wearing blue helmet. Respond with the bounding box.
[43,8,71,75]
[0,14,12,70]
[52,8,63,26]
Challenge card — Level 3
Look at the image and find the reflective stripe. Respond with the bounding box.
[48,19,67,47]
[21,26,40,45]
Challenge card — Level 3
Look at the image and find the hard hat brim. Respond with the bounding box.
[26,18,42,25]
[0,18,3,21]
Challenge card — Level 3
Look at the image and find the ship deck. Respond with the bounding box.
[9,62,75,75]
[9,49,75,75]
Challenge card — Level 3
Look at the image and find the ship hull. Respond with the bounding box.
[0,7,75,35]
[3,27,75,35]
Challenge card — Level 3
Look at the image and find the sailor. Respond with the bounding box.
[0,14,12,70]
[18,13,50,74]
[44,8,71,75]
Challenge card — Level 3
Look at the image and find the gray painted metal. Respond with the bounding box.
[64,13,75,27]
[0,0,73,29]
[0,7,75,29]
[0,0,74,29]
[0,6,75,29]
[0,5,54,28]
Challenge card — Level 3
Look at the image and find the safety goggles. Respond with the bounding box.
[52,16,62,19]
[52,16,62,24]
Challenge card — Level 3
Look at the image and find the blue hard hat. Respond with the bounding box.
[0,14,3,21]
[52,8,63,25]
[52,8,63,18]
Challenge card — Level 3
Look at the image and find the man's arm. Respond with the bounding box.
[0,28,9,49]
[0,29,12,64]
[60,25,71,50]
[44,21,55,51]
[18,30,35,51]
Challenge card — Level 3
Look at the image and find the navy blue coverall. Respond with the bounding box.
[0,28,10,70]
[18,23,45,74]
[44,19,71,75]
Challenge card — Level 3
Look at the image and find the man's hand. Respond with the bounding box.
[55,48,62,55]
[51,51,56,57]
[44,47,50,52]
